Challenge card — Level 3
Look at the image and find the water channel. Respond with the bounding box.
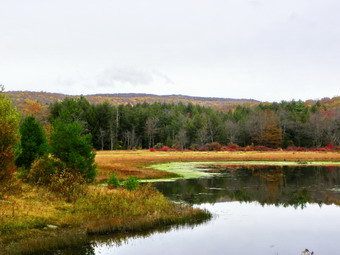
[63,164,340,254]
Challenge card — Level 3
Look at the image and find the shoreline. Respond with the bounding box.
[0,182,210,254]
[1,203,210,255]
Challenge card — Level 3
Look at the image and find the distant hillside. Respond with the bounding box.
[6,91,340,116]
[5,91,260,112]
[89,93,258,102]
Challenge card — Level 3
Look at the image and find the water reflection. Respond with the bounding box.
[153,165,340,208]
[53,217,210,255]
[91,202,340,255]
[52,165,340,254]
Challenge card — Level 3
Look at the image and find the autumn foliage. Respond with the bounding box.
[0,85,20,180]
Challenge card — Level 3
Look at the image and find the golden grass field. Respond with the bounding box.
[95,150,340,181]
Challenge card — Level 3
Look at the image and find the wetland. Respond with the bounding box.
[58,163,340,254]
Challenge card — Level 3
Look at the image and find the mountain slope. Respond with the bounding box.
[6,91,260,112]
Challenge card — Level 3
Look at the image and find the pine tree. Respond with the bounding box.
[16,116,48,169]
[50,121,96,182]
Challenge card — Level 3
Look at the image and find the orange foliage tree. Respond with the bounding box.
[19,99,49,124]
[253,111,283,148]
[0,85,20,180]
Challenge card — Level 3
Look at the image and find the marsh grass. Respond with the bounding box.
[86,207,211,235]
[0,182,210,253]
[95,150,340,181]
[1,231,87,255]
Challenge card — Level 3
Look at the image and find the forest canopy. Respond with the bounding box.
[48,97,340,150]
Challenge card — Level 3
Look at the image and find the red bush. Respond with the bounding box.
[253,145,271,151]
[209,142,222,151]
[161,146,170,151]
[295,147,307,151]
[198,147,208,151]
[317,147,329,151]
[326,143,335,150]
[285,146,297,151]
[227,143,240,149]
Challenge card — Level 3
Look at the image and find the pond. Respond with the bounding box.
[62,164,340,254]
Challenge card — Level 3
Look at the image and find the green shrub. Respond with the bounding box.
[123,176,139,190]
[26,155,64,185]
[107,174,120,189]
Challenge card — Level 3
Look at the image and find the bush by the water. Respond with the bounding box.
[107,174,120,189]
[124,176,139,190]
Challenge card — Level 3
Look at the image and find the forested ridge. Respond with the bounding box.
[5,91,259,113]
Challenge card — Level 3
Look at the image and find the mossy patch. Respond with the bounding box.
[145,161,340,182]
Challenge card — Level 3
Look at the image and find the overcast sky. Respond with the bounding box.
[1,0,339,102]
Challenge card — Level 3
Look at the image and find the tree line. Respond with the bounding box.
[50,97,340,150]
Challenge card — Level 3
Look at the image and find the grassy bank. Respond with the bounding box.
[0,181,210,254]
[95,150,340,181]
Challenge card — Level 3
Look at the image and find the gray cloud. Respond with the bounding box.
[96,68,154,87]
[249,0,263,8]
[152,71,174,85]
[96,68,174,87]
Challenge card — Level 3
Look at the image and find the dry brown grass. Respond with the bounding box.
[95,150,340,181]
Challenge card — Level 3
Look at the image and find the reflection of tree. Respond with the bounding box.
[252,166,284,204]
[154,165,340,208]
[286,189,311,209]
[57,243,95,255]
[231,190,252,202]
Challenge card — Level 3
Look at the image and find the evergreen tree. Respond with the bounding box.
[16,116,48,169]
[50,121,96,182]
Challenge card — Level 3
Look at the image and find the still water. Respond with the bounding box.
[71,164,340,254]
